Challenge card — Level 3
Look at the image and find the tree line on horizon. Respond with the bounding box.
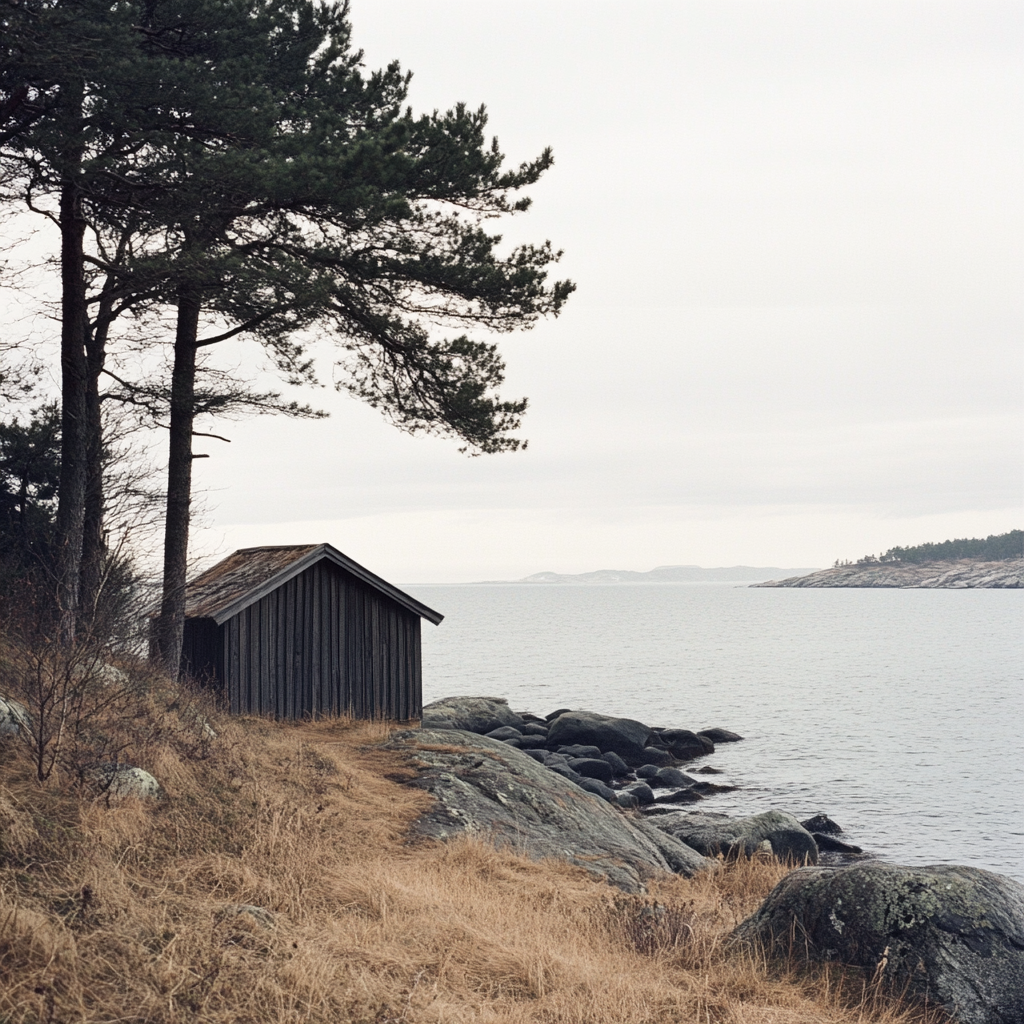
[0,0,573,673]
[837,530,1024,567]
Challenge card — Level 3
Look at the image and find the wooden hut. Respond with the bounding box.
[180,544,443,720]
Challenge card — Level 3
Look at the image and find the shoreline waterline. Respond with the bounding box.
[407,583,1024,882]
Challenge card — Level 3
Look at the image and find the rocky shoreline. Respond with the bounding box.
[392,696,1024,1024]
[396,696,863,887]
[754,557,1023,588]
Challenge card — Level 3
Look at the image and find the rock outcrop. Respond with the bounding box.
[755,558,1023,589]
[646,810,819,864]
[421,696,527,734]
[546,710,653,763]
[388,728,710,891]
[0,695,31,737]
[733,862,1024,1024]
[91,764,162,800]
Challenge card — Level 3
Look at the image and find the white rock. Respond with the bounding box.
[93,764,161,800]
[0,695,31,737]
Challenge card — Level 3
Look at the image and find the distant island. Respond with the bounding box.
[486,565,820,585]
[754,530,1023,589]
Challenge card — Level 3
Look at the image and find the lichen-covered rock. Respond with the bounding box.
[421,696,526,734]
[647,809,819,864]
[93,764,161,800]
[0,695,31,738]
[546,711,652,763]
[387,728,710,891]
[733,862,1024,1024]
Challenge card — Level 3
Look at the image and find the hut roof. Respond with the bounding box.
[183,544,444,626]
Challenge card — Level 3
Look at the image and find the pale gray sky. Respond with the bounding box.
[10,1,1024,582]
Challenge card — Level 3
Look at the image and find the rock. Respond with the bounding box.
[754,558,1024,591]
[649,810,818,864]
[0,695,31,737]
[811,833,863,854]
[555,743,603,759]
[625,783,655,806]
[219,904,277,930]
[801,813,843,834]
[522,749,547,763]
[578,778,617,802]
[698,727,743,743]
[733,862,1024,1024]
[545,707,574,721]
[386,728,711,891]
[93,764,162,800]
[517,736,548,750]
[616,791,640,809]
[568,757,614,783]
[522,723,549,737]
[547,711,652,763]
[654,766,696,788]
[693,765,725,774]
[502,737,524,748]
[636,764,662,780]
[690,780,738,795]
[601,750,630,777]
[638,746,674,767]
[421,696,526,734]
[654,789,704,805]
[485,726,523,740]
[547,763,585,785]
[659,728,713,759]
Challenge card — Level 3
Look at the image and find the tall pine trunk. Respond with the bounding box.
[54,132,89,643]
[152,283,201,678]
[80,288,115,628]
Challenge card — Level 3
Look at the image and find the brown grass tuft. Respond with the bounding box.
[0,677,949,1024]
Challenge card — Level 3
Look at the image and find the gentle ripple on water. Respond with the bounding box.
[406,583,1024,882]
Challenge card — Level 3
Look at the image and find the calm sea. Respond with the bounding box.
[406,583,1024,882]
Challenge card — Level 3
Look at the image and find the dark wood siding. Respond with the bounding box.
[206,559,421,720]
[181,617,223,690]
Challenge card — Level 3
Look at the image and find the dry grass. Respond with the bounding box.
[0,682,948,1024]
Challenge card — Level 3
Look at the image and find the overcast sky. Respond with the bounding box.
[13,0,1024,583]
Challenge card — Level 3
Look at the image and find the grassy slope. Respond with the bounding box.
[0,684,947,1024]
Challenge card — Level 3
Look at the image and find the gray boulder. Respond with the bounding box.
[698,727,743,743]
[92,764,161,800]
[578,778,617,802]
[421,696,526,734]
[636,764,661,780]
[638,746,674,767]
[733,862,1024,1024]
[801,813,843,834]
[626,783,655,806]
[555,743,603,759]
[654,766,696,788]
[547,711,652,762]
[0,695,31,737]
[386,728,711,891]
[485,726,522,740]
[568,757,614,783]
[601,750,630,776]
[658,728,713,759]
[648,809,818,864]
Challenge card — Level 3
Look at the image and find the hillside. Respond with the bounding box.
[754,558,1023,589]
[0,662,943,1024]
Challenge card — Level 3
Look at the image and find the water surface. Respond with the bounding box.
[407,583,1024,881]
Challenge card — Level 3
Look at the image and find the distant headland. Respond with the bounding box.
[755,530,1023,589]
[481,565,819,584]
